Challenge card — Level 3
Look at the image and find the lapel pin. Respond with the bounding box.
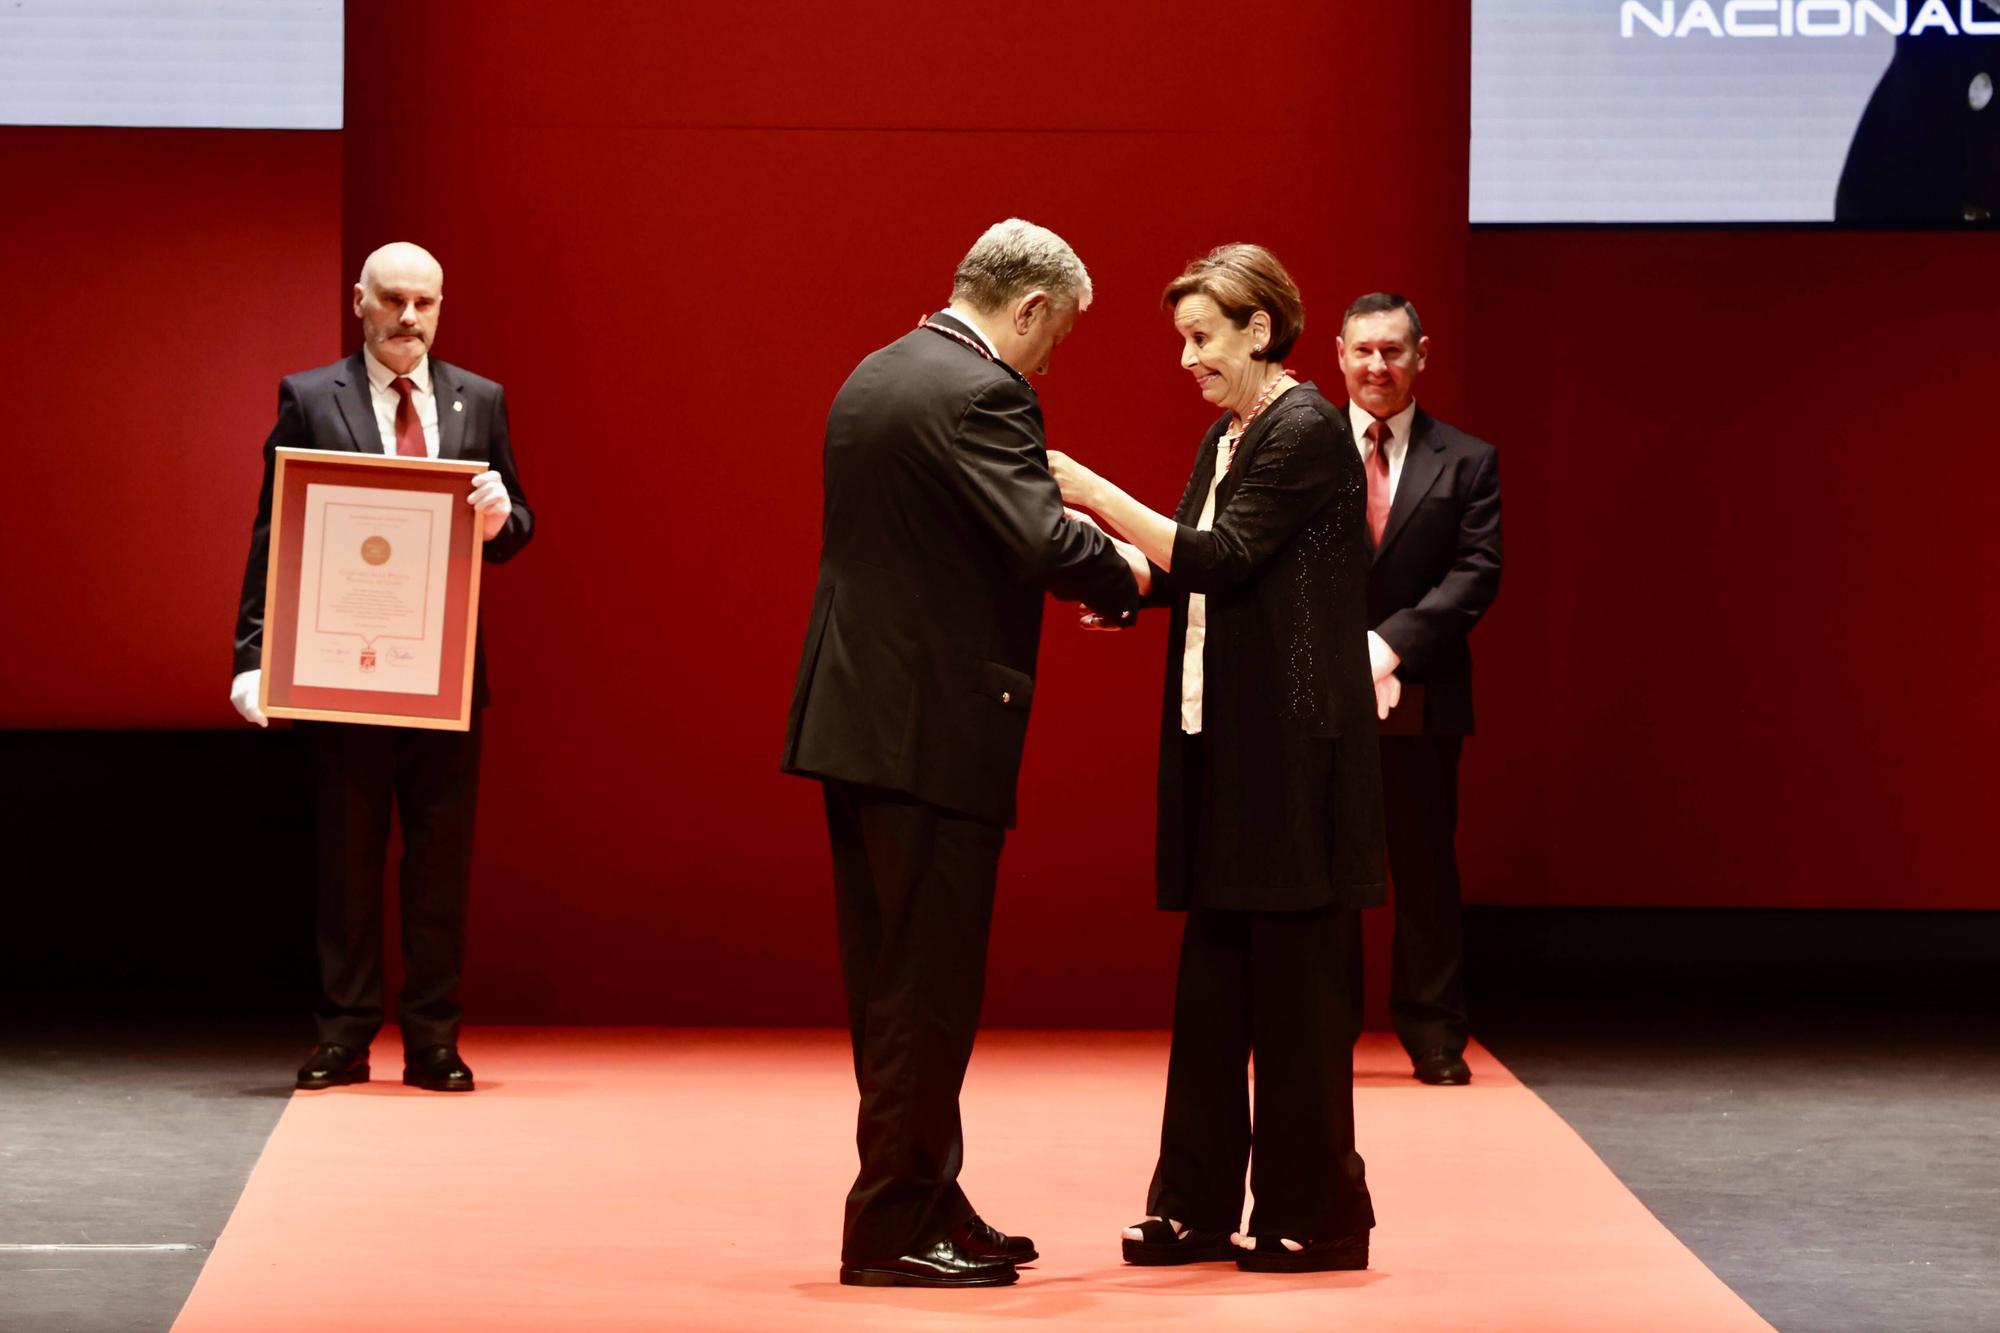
[453,400,463,413]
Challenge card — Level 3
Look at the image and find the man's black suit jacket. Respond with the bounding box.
[1366,406,1501,736]
[782,314,1138,829]
[233,352,535,707]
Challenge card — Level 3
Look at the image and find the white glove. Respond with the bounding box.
[468,470,512,540]
[230,669,267,728]
[1367,630,1401,683]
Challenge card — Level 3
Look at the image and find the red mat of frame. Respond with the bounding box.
[171,1030,1771,1332]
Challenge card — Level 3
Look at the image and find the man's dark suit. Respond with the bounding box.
[783,312,1137,1262]
[234,352,533,1053]
[1365,406,1500,1061]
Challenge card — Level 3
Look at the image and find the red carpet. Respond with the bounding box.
[172,1030,1770,1331]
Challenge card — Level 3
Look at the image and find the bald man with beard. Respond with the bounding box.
[230,242,535,1093]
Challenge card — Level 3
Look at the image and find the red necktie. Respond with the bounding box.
[391,375,426,457]
[1366,419,1393,549]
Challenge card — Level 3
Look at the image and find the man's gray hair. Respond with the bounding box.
[950,219,1093,314]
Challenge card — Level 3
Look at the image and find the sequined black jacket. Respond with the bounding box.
[1150,384,1386,912]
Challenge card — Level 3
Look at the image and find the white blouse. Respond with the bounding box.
[1178,431,1237,734]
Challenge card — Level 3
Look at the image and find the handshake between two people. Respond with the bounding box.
[227,470,514,729]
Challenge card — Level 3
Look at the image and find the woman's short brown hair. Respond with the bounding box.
[1162,243,1304,362]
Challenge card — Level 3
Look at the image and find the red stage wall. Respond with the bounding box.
[1462,227,2000,911]
[0,128,342,725]
[337,0,1470,1024]
[5,4,1989,1028]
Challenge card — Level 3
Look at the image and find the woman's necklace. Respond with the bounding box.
[1221,367,1290,470]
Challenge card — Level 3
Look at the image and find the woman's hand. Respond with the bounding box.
[1051,450,1177,572]
[1047,449,1101,511]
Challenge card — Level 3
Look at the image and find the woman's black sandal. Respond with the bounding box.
[1120,1218,1234,1266]
[1233,1231,1370,1273]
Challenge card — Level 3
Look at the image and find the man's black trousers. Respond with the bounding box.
[299,716,482,1054]
[1378,733,1468,1060]
[822,779,1004,1263]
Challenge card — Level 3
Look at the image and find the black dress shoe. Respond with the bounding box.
[1413,1050,1471,1085]
[401,1045,475,1092]
[1235,1230,1369,1273]
[295,1043,369,1090]
[839,1236,1018,1288]
[949,1214,1038,1264]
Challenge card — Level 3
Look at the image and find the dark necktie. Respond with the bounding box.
[391,375,426,457]
[1366,419,1393,549]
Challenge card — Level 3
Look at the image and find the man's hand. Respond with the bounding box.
[230,669,268,728]
[468,470,512,540]
[1046,449,1101,512]
[1075,529,1149,630]
[1067,505,1149,604]
[1367,631,1402,720]
[1367,630,1401,683]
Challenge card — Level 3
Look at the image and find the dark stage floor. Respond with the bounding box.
[1479,991,2000,1333]
[2,993,1994,1332]
[0,1017,298,1333]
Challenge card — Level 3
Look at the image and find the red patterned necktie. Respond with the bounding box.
[1366,419,1393,549]
[391,375,426,457]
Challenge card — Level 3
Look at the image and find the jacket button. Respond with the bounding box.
[1000,691,1012,704]
[1971,72,1993,112]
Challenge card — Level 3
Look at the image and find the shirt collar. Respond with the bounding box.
[938,306,1000,358]
[1349,398,1418,453]
[363,345,432,395]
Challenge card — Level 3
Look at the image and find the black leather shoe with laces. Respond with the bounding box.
[401,1045,475,1092]
[949,1214,1038,1265]
[839,1235,1018,1288]
[295,1044,369,1090]
[1414,1050,1472,1085]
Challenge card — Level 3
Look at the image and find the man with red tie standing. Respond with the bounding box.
[1337,293,1502,1086]
[229,242,534,1094]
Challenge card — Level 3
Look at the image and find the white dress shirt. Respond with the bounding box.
[1349,398,1417,502]
[362,347,440,459]
[1352,398,1419,676]
[939,306,1000,358]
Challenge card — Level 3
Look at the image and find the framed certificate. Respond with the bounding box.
[260,448,485,730]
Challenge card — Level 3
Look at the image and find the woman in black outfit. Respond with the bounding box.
[1049,244,1384,1273]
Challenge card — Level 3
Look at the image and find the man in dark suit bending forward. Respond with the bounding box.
[783,219,1147,1288]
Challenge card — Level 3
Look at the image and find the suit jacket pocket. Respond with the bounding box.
[968,658,1034,711]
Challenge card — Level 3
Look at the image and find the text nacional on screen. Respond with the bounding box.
[1621,0,2000,38]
